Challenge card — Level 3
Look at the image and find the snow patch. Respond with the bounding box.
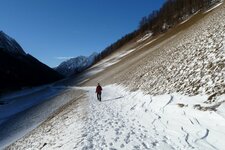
[204,2,223,13]
[85,48,136,77]
[180,11,200,25]
[137,32,153,43]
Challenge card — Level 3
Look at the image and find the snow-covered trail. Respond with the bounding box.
[78,85,225,150]
[8,85,225,150]
[76,86,162,149]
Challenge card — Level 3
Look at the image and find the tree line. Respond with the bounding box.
[138,0,220,34]
[93,0,221,64]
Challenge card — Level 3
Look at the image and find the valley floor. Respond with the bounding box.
[7,85,225,150]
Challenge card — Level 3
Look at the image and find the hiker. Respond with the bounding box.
[96,83,102,101]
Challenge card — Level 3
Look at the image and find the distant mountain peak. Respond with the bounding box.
[0,31,26,55]
[55,52,99,76]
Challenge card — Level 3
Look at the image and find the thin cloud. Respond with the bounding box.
[55,56,74,60]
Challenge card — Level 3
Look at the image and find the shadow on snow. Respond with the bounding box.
[102,96,124,102]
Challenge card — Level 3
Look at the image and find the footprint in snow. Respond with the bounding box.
[109,148,117,150]
[120,144,125,148]
[124,133,131,144]
[141,102,146,107]
[152,141,159,147]
[133,145,141,150]
[114,137,120,142]
[142,142,151,149]
[130,104,137,111]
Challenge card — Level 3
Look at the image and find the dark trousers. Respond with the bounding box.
[97,92,101,101]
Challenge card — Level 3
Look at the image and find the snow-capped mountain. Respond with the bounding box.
[0,31,63,92]
[56,52,98,76]
[0,31,26,55]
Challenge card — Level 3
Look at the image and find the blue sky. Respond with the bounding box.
[0,0,165,67]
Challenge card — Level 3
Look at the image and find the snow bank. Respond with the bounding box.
[204,2,223,13]
[137,32,153,43]
[180,11,200,25]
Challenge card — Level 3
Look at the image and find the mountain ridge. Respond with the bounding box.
[55,52,98,76]
[0,31,26,55]
[0,31,63,93]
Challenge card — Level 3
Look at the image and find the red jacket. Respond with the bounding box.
[96,85,102,93]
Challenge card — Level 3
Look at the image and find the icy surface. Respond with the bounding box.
[0,85,61,125]
[0,85,83,149]
[8,85,225,150]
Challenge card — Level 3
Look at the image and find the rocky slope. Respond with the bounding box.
[113,2,225,103]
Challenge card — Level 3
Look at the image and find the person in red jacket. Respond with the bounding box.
[96,83,102,101]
